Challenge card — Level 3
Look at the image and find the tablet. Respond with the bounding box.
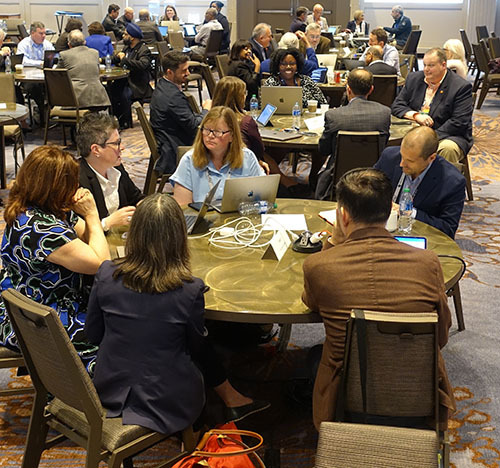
[394,236,427,249]
[256,103,277,127]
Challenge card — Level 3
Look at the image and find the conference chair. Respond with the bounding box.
[0,346,34,396]
[1,288,197,468]
[476,25,489,43]
[132,102,171,196]
[5,18,25,41]
[401,30,422,71]
[105,31,117,50]
[399,54,416,79]
[472,42,500,109]
[156,40,169,61]
[315,422,439,468]
[17,23,29,39]
[367,75,398,108]
[489,36,500,59]
[327,131,382,200]
[43,69,90,145]
[335,309,449,467]
[168,31,185,50]
[199,63,217,98]
[215,54,229,78]
[185,91,201,114]
[480,38,492,61]
[0,73,26,175]
[411,24,420,31]
[460,29,476,74]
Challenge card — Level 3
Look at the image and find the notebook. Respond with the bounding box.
[211,175,280,213]
[185,180,220,234]
[260,86,302,115]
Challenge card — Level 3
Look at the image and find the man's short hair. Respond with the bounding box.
[366,45,383,61]
[205,7,217,19]
[392,5,404,15]
[138,9,150,21]
[347,68,373,96]
[162,50,189,73]
[76,113,119,158]
[402,127,439,161]
[30,22,45,33]
[296,6,308,17]
[370,27,388,45]
[108,4,120,14]
[68,29,85,47]
[424,47,447,64]
[305,23,321,34]
[252,23,271,40]
[336,168,393,224]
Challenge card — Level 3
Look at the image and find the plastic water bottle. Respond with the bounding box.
[292,102,301,130]
[249,95,259,120]
[238,200,276,216]
[105,54,112,73]
[398,188,413,234]
[4,55,11,74]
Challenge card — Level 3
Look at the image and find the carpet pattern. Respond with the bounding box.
[0,102,500,466]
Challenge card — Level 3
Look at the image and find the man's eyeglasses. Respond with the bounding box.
[201,127,231,138]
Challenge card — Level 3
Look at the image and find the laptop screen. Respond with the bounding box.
[328,26,338,34]
[183,24,197,36]
[394,236,427,249]
[311,67,328,83]
[158,25,168,36]
[43,51,58,69]
[256,103,277,126]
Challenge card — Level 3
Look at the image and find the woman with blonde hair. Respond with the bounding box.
[0,146,109,371]
[171,106,265,205]
[443,39,467,79]
[346,10,369,35]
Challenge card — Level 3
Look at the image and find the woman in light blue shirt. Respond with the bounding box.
[171,106,265,205]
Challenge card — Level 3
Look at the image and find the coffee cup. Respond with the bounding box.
[15,64,23,73]
[99,64,106,73]
[386,209,398,232]
[307,100,318,113]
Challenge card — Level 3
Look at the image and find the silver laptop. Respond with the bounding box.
[211,175,280,213]
[316,54,337,69]
[161,20,182,32]
[260,86,303,115]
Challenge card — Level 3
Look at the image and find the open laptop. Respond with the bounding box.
[43,50,58,69]
[10,54,23,68]
[161,20,182,33]
[185,180,220,234]
[342,58,364,71]
[158,25,168,37]
[211,175,280,213]
[183,24,197,37]
[310,67,328,83]
[316,54,337,69]
[256,103,302,141]
[328,25,339,34]
[260,86,302,115]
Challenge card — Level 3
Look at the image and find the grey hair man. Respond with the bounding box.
[383,4,412,48]
[249,23,275,62]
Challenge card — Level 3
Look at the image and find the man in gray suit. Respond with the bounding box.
[137,9,163,45]
[57,30,110,109]
[316,68,392,199]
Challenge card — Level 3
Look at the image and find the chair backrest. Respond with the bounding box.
[132,102,162,195]
[0,73,16,103]
[401,29,422,55]
[315,422,439,468]
[205,29,223,58]
[156,40,170,61]
[1,289,104,418]
[367,75,398,108]
[200,63,216,98]
[17,23,28,39]
[168,31,185,50]
[105,30,117,45]
[185,91,200,113]
[460,29,473,61]
[337,309,439,426]
[44,68,79,109]
[177,145,191,164]
[476,25,489,42]
[5,19,24,36]
[215,54,229,78]
[472,43,489,75]
[399,54,415,79]
[411,24,420,31]
[332,131,382,197]
[480,38,492,61]
[489,36,500,59]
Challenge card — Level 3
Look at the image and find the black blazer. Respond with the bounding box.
[249,36,275,63]
[374,146,466,238]
[346,20,369,35]
[392,70,473,155]
[227,59,260,109]
[78,158,144,219]
[366,61,398,75]
[102,14,124,40]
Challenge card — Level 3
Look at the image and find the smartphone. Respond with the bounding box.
[188,202,214,212]
[394,236,427,249]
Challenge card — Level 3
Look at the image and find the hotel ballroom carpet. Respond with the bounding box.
[0,97,499,467]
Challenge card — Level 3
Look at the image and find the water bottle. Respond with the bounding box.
[398,188,413,234]
[105,54,112,73]
[292,102,301,130]
[238,200,275,216]
[4,55,11,74]
[249,95,259,120]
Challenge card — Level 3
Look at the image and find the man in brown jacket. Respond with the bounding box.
[302,168,455,431]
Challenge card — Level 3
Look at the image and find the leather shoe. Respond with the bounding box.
[224,400,271,423]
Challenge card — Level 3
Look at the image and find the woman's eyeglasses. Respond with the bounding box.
[104,138,122,148]
[201,127,231,138]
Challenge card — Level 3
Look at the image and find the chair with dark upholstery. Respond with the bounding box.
[367,75,398,108]
[476,25,489,42]
[2,288,197,468]
[489,36,500,59]
[401,30,421,71]
[215,54,229,78]
[399,54,415,79]
[472,42,500,109]
[460,29,476,73]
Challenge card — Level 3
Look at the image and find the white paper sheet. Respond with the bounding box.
[261,214,308,232]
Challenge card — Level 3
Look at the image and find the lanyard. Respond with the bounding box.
[393,173,405,203]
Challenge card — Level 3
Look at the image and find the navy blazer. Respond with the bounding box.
[85,261,206,435]
[249,36,275,63]
[392,70,473,156]
[346,20,369,35]
[78,159,144,220]
[374,146,466,238]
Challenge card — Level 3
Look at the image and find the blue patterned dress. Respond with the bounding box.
[0,207,98,371]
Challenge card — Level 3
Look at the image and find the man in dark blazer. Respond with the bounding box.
[316,68,391,199]
[76,113,144,232]
[392,48,473,165]
[117,7,134,30]
[383,5,411,48]
[249,23,275,62]
[364,45,398,75]
[137,9,163,45]
[303,167,454,431]
[375,126,465,239]
[150,51,211,174]
[102,4,124,40]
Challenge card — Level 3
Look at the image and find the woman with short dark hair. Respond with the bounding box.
[86,21,114,58]
[55,18,83,52]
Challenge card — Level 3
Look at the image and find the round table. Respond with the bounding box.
[13,67,129,84]
[108,198,463,325]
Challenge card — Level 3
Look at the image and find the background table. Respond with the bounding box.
[14,67,129,84]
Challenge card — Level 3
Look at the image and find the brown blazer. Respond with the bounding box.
[302,226,455,430]
[299,35,331,56]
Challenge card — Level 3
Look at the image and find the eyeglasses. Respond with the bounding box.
[280,61,297,68]
[104,138,122,148]
[201,127,231,138]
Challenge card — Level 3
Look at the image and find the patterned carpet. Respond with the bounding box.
[0,98,500,466]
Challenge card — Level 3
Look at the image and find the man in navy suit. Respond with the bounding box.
[374,126,465,238]
[384,5,411,48]
[392,48,473,165]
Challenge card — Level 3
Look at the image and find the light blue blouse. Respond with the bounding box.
[170,148,265,203]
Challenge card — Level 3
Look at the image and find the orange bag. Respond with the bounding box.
[172,422,265,468]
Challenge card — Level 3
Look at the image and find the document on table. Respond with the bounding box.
[261,214,308,232]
